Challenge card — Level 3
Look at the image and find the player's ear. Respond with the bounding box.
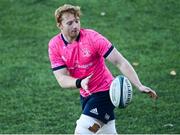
[57,23,62,30]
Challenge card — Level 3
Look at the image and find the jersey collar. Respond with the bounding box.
[61,33,80,46]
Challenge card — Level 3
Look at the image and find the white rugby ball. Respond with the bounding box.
[109,75,133,108]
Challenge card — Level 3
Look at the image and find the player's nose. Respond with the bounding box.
[72,21,79,29]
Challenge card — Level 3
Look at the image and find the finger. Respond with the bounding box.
[86,74,93,79]
[148,91,158,99]
[83,85,88,90]
[142,89,149,93]
[139,86,151,93]
[85,90,91,95]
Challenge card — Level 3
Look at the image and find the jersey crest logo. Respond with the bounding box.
[82,48,91,57]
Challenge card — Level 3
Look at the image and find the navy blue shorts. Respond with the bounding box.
[80,90,115,124]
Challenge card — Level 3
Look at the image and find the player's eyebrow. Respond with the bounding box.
[66,18,80,24]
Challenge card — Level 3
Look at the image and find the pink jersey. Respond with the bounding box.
[48,29,114,97]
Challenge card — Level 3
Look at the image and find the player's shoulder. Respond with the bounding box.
[81,28,99,36]
[48,33,63,47]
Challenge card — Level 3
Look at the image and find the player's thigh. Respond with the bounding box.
[74,114,103,134]
[96,120,117,134]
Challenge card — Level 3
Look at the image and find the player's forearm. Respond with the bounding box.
[106,48,143,89]
[55,74,77,88]
[118,59,143,89]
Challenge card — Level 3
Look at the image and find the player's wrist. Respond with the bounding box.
[76,78,82,88]
[136,84,143,91]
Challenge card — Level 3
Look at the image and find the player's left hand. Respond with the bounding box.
[138,85,158,99]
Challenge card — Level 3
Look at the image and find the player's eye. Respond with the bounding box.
[67,21,73,25]
[75,20,79,23]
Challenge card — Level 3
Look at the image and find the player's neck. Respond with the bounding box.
[62,33,77,43]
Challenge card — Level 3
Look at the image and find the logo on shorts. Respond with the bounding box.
[105,113,110,120]
[90,108,99,115]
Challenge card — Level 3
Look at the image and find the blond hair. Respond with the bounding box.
[55,4,81,24]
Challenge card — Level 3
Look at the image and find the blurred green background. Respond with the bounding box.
[0,0,179,134]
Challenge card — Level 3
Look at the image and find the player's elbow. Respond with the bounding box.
[119,59,131,71]
[114,59,121,67]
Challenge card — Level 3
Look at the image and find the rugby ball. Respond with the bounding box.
[109,75,133,108]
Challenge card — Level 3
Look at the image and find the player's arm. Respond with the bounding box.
[106,47,158,99]
[53,68,92,90]
[106,48,142,89]
[53,68,77,88]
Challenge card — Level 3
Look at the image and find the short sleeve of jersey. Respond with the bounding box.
[48,38,66,71]
[90,30,114,58]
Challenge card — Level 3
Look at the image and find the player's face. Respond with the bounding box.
[60,13,80,41]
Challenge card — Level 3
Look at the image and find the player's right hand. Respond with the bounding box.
[81,74,93,90]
